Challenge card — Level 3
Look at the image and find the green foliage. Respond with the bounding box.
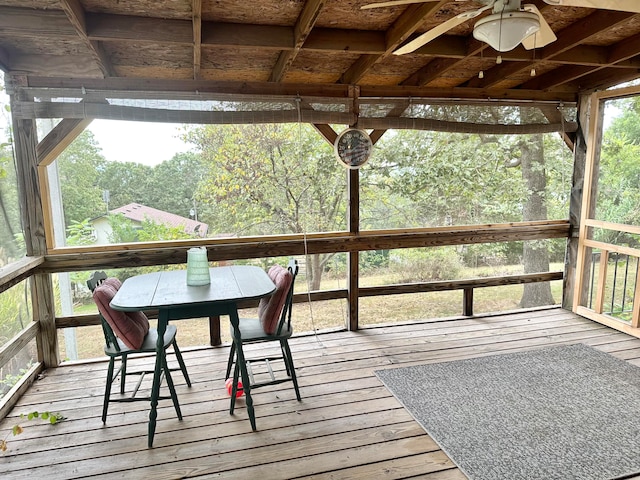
[57,131,108,226]
[187,123,346,236]
[106,214,194,243]
[391,247,463,282]
[0,144,23,261]
[0,363,32,392]
[107,213,140,243]
[186,123,347,288]
[96,161,153,210]
[360,250,390,272]
[368,129,527,227]
[137,219,193,241]
[145,152,205,218]
[1,411,65,453]
[66,219,96,246]
[0,284,29,346]
[597,96,640,245]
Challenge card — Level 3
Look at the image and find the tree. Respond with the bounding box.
[146,152,205,218]
[57,131,108,226]
[107,214,194,243]
[517,130,556,307]
[96,161,153,210]
[370,105,572,308]
[597,96,640,245]
[186,123,347,289]
[0,145,21,262]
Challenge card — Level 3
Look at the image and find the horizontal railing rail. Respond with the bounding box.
[4,219,570,336]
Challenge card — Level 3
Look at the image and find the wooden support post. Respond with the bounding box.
[11,89,59,367]
[348,168,359,331]
[563,94,588,310]
[208,315,221,346]
[632,265,640,328]
[463,287,474,316]
[572,93,605,312]
[594,250,608,315]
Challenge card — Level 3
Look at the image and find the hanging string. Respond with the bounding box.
[295,94,325,349]
[531,33,537,77]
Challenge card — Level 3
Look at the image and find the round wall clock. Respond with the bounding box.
[334,128,373,169]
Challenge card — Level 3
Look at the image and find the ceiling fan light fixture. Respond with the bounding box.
[473,11,540,52]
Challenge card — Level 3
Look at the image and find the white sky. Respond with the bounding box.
[1,73,191,167]
[87,120,192,166]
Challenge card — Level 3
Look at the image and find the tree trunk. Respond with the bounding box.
[520,131,556,308]
[308,253,322,291]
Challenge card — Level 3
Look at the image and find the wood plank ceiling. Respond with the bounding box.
[1,1,640,108]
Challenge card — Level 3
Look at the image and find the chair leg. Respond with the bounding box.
[280,341,291,377]
[120,354,128,394]
[282,340,301,401]
[162,355,182,420]
[172,339,191,387]
[225,341,236,380]
[230,362,240,415]
[103,357,116,423]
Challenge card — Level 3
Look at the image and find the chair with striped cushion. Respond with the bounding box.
[225,259,301,426]
[87,271,191,424]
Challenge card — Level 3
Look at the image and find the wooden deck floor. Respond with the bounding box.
[3,307,640,479]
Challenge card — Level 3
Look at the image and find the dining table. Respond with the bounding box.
[110,265,276,447]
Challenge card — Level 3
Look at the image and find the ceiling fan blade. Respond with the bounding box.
[522,5,557,49]
[361,0,438,10]
[543,0,640,13]
[394,6,490,55]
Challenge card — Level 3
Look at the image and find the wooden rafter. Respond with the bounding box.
[193,0,202,80]
[270,0,326,83]
[340,0,450,85]
[58,0,115,78]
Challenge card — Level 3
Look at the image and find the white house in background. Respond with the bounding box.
[91,203,209,244]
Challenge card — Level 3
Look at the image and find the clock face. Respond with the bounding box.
[334,128,372,169]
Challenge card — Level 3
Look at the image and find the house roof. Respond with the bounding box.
[110,203,208,237]
[2,0,640,119]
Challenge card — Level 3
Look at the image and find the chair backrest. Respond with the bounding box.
[87,271,120,351]
[276,258,299,335]
[257,259,298,336]
[87,271,150,351]
[258,259,298,335]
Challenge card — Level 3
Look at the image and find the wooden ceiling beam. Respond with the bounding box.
[21,76,578,104]
[270,0,326,82]
[538,105,575,150]
[522,65,596,90]
[0,45,9,72]
[570,67,640,92]
[340,0,449,85]
[192,0,202,80]
[369,101,410,144]
[87,13,193,43]
[402,39,486,87]
[0,7,77,36]
[8,54,104,78]
[1,6,636,73]
[607,32,640,65]
[37,118,93,167]
[59,0,115,78]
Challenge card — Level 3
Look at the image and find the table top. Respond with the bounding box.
[110,265,275,312]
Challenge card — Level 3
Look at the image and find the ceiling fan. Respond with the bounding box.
[362,0,640,54]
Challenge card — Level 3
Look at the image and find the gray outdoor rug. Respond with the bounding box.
[375,344,640,480]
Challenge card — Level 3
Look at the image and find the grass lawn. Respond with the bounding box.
[59,263,565,361]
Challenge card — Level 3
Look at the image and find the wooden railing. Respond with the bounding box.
[0,219,570,416]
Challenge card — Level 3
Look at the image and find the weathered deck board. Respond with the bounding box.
[2,307,640,479]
